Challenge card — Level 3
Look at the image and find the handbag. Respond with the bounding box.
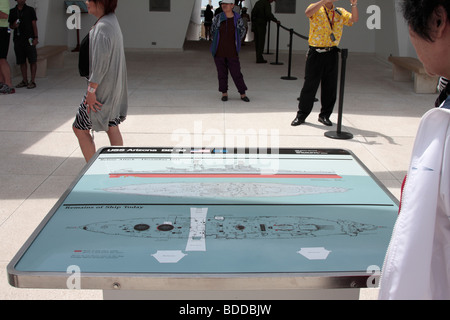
[78,33,90,77]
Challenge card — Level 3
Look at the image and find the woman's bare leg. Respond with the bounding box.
[106,125,124,146]
[73,126,96,162]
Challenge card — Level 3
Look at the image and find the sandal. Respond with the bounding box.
[27,81,36,89]
[0,85,15,94]
[16,80,28,88]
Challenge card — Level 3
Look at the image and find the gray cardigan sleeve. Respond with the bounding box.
[87,14,128,132]
[89,30,111,85]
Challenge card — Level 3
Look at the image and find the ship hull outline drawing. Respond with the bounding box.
[79,215,380,240]
[103,182,348,199]
[108,163,342,179]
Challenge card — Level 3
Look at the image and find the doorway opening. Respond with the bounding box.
[201,0,252,40]
[184,0,253,50]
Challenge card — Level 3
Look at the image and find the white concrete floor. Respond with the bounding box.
[0,41,435,300]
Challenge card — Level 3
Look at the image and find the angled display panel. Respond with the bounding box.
[8,148,398,291]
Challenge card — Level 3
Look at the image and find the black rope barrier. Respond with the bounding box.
[280,28,297,80]
[270,23,283,66]
[265,22,273,55]
[272,23,308,79]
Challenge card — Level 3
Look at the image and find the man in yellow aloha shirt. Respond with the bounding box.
[292,0,358,127]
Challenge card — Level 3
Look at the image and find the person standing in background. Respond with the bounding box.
[291,0,358,127]
[73,0,128,163]
[251,0,279,63]
[210,0,249,102]
[240,7,250,45]
[204,4,213,41]
[0,0,14,94]
[8,0,38,89]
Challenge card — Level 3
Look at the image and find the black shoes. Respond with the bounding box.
[318,116,332,126]
[291,116,333,127]
[291,117,305,126]
[222,95,250,102]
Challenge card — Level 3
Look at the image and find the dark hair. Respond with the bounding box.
[402,0,450,41]
[93,0,118,15]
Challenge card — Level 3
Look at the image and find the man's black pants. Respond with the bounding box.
[297,47,339,120]
[253,23,266,62]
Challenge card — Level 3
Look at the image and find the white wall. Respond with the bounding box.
[186,0,202,41]
[8,0,195,52]
[373,0,399,58]
[394,0,417,57]
[116,0,195,50]
[65,0,196,50]
[5,0,417,59]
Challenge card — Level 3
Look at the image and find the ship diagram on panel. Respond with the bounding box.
[78,214,381,240]
[103,183,349,198]
[108,161,342,179]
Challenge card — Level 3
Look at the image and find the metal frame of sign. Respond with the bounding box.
[7,147,398,291]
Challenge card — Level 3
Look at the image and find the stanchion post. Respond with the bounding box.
[325,48,353,140]
[281,29,297,80]
[270,23,283,65]
[265,21,273,55]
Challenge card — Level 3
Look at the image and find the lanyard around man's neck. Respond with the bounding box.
[324,6,335,30]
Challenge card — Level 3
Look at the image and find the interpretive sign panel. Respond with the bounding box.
[8,148,398,290]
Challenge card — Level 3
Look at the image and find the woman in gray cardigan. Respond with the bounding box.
[73,0,128,162]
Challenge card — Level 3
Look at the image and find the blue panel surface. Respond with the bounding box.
[9,148,398,288]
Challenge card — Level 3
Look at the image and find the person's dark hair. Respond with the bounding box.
[92,0,118,15]
[402,0,450,41]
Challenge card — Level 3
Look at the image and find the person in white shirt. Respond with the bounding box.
[379,0,450,300]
